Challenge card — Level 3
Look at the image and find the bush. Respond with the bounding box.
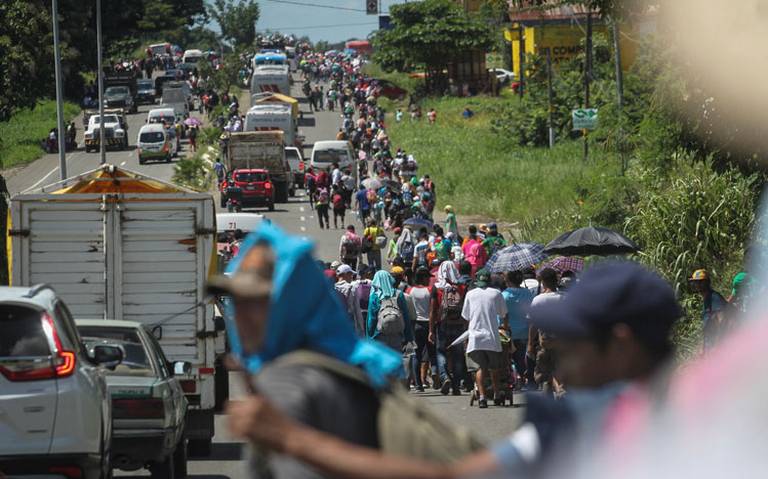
[173,154,214,192]
[0,100,80,169]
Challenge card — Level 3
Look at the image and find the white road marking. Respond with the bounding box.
[27,167,59,191]
[300,216,306,222]
[120,161,126,166]
[299,206,305,212]
[300,226,306,232]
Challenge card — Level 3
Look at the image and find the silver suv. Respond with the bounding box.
[0,285,123,479]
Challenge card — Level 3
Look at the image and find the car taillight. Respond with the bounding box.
[48,465,83,478]
[113,398,165,419]
[180,379,196,393]
[265,182,272,189]
[0,313,75,382]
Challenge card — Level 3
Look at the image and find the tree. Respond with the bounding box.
[209,0,260,48]
[372,0,493,93]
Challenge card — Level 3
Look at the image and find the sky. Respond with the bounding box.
[254,0,410,43]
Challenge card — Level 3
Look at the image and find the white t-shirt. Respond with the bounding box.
[524,278,540,296]
[407,285,432,322]
[462,287,508,353]
[530,291,562,310]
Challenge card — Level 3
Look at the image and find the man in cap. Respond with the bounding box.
[688,268,730,350]
[482,222,507,258]
[227,261,682,479]
[444,205,458,238]
[335,264,362,332]
[462,268,508,408]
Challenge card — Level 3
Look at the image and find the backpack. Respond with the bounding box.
[317,190,329,205]
[332,193,345,209]
[440,286,464,323]
[376,296,404,336]
[356,281,372,313]
[399,238,414,261]
[273,350,483,463]
[342,234,360,257]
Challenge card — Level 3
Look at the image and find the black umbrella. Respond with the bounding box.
[543,226,640,256]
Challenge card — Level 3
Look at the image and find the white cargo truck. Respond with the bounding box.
[250,64,290,95]
[9,165,223,456]
[243,103,299,148]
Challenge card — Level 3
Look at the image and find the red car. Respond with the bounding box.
[221,169,275,211]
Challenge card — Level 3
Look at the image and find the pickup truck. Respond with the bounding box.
[226,131,294,203]
[83,111,128,152]
[10,165,224,457]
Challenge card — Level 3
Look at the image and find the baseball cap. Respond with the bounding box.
[336,264,356,275]
[330,260,343,270]
[689,269,709,281]
[530,261,681,349]
[488,222,498,231]
[475,268,491,288]
[391,266,405,275]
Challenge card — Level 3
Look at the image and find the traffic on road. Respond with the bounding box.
[1,8,765,479]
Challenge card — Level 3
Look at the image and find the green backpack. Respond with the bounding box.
[274,350,484,463]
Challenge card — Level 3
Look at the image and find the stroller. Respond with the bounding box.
[468,329,516,407]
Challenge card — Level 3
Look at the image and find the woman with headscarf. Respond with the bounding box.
[367,270,414,351]
[429,261,469,395]
[208,223,403,478]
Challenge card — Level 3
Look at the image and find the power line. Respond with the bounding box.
[261,0,366,12]
[268,22,379,30]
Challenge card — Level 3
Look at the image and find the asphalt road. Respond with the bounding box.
[4,78,525,478]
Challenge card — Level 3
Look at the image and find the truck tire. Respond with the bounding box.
[173,437,188,478]
[214,361,229,413]
[275,182,289,203]
[188,438,212,458]
[149,454,175,479]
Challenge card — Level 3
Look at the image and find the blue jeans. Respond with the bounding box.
[410,322,435,387]
[436,321,467,388]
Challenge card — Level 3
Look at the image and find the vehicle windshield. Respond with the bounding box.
[0,305,50,357]
[235,172,269,183]
[140,132,165,143]
[93,115,119,125]
[149,115,175,125]
[105,86,129,96]
[314,149,349,164]
[285,149,300,163]
[78,326,155,377]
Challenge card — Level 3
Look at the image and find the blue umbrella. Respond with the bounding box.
[485,243,547,273]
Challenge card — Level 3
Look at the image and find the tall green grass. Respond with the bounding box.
[386,95,613,239]
[0,100,80,169]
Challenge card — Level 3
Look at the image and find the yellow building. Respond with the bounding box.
[504,3,650,77]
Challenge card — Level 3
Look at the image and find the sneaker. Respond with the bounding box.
[415,385,425,392]
[440,378,452,396]
[478,397,488,409]
[431,374,441,390]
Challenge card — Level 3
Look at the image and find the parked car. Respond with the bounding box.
[489,68,515,85]
[373,79,407,100]
[221,168,275,211]
[0,285,123,479]
[76,319,190,479]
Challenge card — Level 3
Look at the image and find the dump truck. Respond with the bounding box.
[225,131,293,203]
[9,165,223,457]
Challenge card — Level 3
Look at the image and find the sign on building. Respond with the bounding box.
[366,0,378,15]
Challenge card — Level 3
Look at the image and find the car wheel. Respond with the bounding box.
[173,436,188,478]
[188,438,212,457]
[268,202,275,212]
[139,158,145,165]
[149,453,175,479]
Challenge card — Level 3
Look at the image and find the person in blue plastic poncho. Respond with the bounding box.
[207,222,403,479]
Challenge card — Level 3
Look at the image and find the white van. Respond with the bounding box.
[310,140,355,171]
[137,123,177,164]
[183,49,204,64]
[147,107,177,126]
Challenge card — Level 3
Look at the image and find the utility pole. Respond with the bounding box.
[547,48,555,148]
[518,23,525,98]
[52,0,67,179]
[583,11,593,163]
[97,0,106,165]
[612,18,626,174]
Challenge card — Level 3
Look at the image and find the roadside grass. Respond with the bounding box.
[0,100,81,169]
[386,94,614,241]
